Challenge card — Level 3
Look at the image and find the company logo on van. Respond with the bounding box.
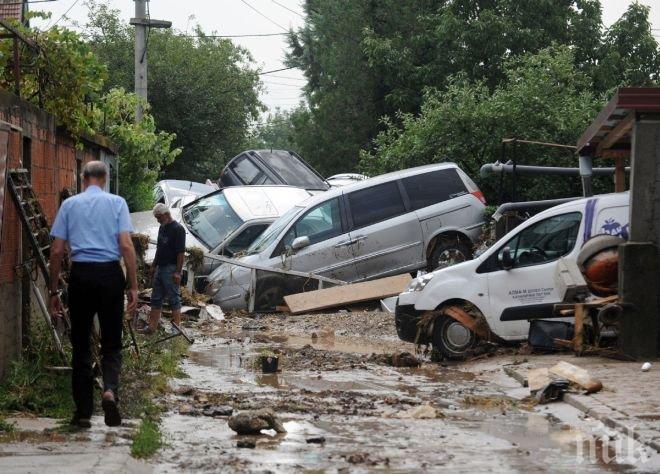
[600,218,629,239]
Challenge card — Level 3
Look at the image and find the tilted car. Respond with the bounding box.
[153,179,217,208]
[395,192,630,359]
[218,149,329,193]
[206,163,486,311]
[131,185,312,278]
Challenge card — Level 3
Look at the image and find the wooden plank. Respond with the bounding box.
[284,274,412,315]
[549,361,603,394]
[596,110,635,155]
[614,156,626,192]
[527,368,551,392]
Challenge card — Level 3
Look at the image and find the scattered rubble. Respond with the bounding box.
[227,409,286,435]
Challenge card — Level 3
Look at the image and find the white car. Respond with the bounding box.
[395,192,630,359]
[131,186,311,277]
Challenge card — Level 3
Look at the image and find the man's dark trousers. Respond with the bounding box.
[68,261,125,418]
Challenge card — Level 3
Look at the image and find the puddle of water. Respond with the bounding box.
[162,336,655,472]
[158,409,642,473]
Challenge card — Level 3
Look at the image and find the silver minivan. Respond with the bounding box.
[206,163,486,310]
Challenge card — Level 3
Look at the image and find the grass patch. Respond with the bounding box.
[131,417,162,458]
[0,416,15,433]
[0,318,190,459]
[0,323,74,418]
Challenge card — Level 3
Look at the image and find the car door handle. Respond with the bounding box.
[349,235,366,244]
[333,240,352,248]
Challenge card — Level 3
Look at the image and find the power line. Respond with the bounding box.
[48,0,80,28]
[240,0,288,32]
[258,66,297,75]
[271,0,305,19]
[265,74,306,81]
[261,79,304,85]
[177,32,288,38]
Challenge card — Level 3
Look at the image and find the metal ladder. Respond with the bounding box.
[8,168,70,363]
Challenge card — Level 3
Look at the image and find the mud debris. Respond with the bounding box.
[227,409,286,435]
[202,406,233,417]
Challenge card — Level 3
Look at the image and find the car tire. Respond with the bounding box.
[428,238,471,271]
[255,278,285,312]
[432,315,476,360]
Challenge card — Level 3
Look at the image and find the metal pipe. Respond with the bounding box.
[492,197,582,221]
[480,162,630,178]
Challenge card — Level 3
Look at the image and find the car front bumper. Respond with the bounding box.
[395,302,427,343]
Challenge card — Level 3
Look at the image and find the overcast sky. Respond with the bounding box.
[31,0,660,114]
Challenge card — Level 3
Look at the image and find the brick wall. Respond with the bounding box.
[0,90,115,378]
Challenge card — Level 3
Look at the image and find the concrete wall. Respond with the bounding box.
[0,89,115,379]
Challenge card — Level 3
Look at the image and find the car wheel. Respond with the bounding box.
[432,315,476,360]
[428,239,471,271]
[255,279,284,312]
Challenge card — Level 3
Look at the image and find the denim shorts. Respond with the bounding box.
[151,264,181,310]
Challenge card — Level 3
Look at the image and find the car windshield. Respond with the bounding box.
[258,150,327,190]
[182,193,244,249]
[247,205,304,255]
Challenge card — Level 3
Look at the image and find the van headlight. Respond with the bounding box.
[405,273,434,293]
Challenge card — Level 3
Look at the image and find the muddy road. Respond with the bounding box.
[153,311,651,472]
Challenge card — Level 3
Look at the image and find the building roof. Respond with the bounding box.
[0,0,24,22]
[577,87,660,158]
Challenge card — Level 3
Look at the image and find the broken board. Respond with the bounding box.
[548,361,603,394]
[284,274,412,315]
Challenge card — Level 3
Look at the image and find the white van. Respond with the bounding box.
[395,192,630,359]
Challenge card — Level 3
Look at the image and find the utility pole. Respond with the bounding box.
[130,1,171,120]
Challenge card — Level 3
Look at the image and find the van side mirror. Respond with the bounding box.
[500,246,514,270]
[291,236,310,252]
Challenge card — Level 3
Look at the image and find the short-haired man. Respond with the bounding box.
[143,203,185,333]
[49,161,138,428]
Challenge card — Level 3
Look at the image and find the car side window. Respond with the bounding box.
[230,156,275,185]
[497,212,582,267]
[402,169,467,210]
[225,224,269,256]
[348,181,405,229]
[280,198,343,252]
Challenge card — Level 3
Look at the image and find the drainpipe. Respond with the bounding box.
[579,154,593,197]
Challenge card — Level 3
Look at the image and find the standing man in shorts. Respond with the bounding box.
[49,161,138,428]
[143,203,185,333]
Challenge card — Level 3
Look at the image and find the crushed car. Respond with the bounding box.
[206,163,486,311]
[131,185,312,278]
[218,149,329,193]
[153,179,217,208]
[395,192,629,359]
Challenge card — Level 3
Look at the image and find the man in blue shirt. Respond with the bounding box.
[49,161,138,428]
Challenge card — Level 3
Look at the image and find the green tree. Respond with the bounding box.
[0,14,180,211]
[593,2,660,93]
[286,1,383,175]
[85,1,264,182]
[360,46,601,202]
[94,89,180,210]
